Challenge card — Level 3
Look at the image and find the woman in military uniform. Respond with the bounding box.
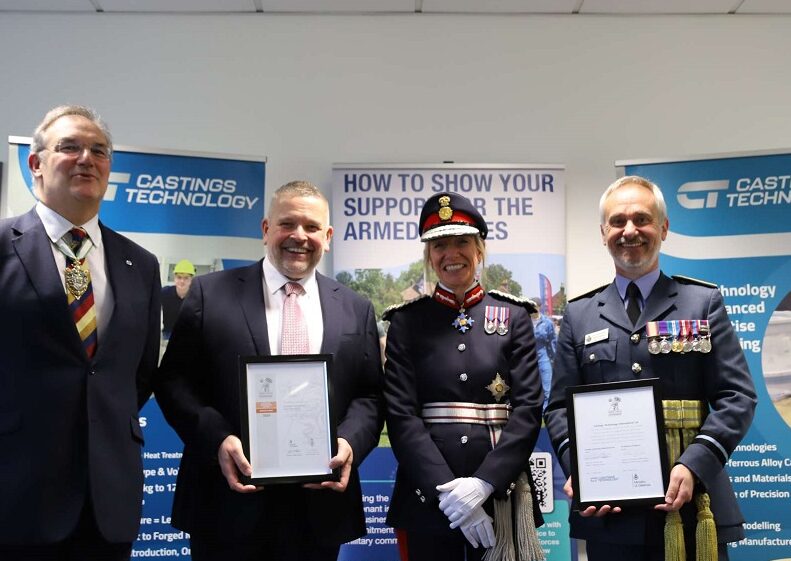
[383,193,545,561]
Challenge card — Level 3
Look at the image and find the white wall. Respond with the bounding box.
[2,12,789,294]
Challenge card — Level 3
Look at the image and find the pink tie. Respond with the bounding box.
[281,282,309,354]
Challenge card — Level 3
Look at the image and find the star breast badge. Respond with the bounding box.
[486,373,510,402]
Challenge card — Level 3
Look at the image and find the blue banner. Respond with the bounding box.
[622,151,791,560]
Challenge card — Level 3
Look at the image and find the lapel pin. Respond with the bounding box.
[125,260,133,266]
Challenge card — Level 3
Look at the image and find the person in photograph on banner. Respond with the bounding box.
[382,192,545,561]
[545,175,757,561]
[531,296,557,411]
[0,105,161,559]
[161,258,196,339]
[154,181,384,561]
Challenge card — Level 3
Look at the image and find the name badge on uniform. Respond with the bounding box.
[584,328,609,346]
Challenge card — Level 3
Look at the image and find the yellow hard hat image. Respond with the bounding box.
[173,259,196,276]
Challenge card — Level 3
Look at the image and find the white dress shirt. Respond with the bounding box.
[262,258,324,355]
[35,201,115,341]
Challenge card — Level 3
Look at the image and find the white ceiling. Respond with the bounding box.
[0,0,789,14]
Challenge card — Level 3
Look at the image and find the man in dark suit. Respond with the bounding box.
[545,176,756,561]
[154,180,384,561]
[0,105,161,559]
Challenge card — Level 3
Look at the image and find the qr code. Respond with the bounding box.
[529,452,553,513]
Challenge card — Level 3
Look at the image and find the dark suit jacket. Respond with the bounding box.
[0,208,161,544]
[544,272,757,545]
[153,260,384,546]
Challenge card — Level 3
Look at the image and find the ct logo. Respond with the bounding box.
[676,180,729,209]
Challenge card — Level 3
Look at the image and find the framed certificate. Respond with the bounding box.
[566,378,669,510]
[239,354,338,485]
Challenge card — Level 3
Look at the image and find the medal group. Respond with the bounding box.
[645,320,712,355]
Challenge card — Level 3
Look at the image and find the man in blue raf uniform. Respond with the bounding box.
[544,176,756,561]
[384,192,544,561]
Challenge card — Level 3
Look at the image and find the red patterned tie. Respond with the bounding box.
[65,228,98,358]
[281,281,309,354]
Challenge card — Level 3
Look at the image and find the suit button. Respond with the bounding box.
[632,362,642,374]
[509,482,516,489]
[630,333,640,344]
[460,436,468,444]
[459,373,468,382]
[506,489,512,496]
[458,343,466,352]
[90,370,96,376]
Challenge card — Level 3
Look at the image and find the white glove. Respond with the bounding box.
[459,505,495,549]
[436,477,494,528]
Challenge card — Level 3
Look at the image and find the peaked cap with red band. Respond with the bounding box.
[418,192,488,242]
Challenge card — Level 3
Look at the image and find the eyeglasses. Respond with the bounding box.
[45,139,112,160]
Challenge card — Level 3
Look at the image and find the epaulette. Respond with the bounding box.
[382,294,430,321]
[672,275,717,289]
[569,283,609,303]
[488,290,538,314]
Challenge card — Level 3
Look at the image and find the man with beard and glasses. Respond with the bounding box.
[154,181,384,561]
[545,176,756,561]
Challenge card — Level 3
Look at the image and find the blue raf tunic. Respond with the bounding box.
[544,272,757,546]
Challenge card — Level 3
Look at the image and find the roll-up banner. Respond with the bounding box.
[332,163,572,561]
[619,151,791,560]
[7,136,266,560]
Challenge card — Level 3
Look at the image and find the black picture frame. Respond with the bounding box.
[238,354,339,486]
[566,377,669,510]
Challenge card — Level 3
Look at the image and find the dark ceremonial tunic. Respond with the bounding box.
[544,272,757,547]
[383,287,544,534]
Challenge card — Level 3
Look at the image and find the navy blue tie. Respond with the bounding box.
[626,282,641,325]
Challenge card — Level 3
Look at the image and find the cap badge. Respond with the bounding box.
[438,195,453,221]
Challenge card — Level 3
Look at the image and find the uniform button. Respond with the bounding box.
[458,343,466,352]
[459,373,468,382]
[460,436,468,444]
[415,489,422,496]
[630,333,640,344]
[90,370,96,376]
[588,353,596,362]
[420,496,426,503]
[632,362,642,374]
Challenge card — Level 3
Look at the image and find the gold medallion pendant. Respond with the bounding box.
[65,264,90,298]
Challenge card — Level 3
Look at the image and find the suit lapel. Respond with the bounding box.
[596,282,632,332]
[11,210,82,349]
[237,260,270,355]
[317,274,341,355]
[640,272,677,327]
[99,225,125,345]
